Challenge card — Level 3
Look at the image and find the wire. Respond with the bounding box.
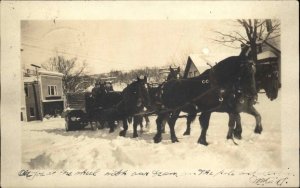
[21,43,119,64]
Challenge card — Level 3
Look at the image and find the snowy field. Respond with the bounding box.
[22,92,281,170]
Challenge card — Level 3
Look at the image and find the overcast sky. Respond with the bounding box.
[21,20,242,74]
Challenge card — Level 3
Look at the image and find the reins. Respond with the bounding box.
[132,85,223,118]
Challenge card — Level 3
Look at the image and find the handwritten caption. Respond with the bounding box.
[18,168,294,187]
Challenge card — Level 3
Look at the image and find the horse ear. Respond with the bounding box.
[144,75,147,82]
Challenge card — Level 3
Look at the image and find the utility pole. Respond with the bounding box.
[30,64,42,120]
[31,64,41,82]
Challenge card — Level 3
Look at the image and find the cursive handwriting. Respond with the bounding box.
[17,168,294,186]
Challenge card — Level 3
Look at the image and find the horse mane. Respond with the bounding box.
[210,56,246,87]
[122,80,136,94]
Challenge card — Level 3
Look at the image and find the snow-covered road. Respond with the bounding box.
[22,93,281,170]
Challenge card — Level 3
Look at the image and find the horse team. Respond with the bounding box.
[86,53,279,146]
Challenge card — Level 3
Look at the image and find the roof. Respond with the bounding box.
[264,37,280,54]
[38,70,63,77]
[23,76,37,83]
[190,53,213,64]
[257,51,278,60]
[188,54,212,73]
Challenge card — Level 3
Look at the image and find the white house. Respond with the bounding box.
[183,54,212,78]
[22,69,64,121]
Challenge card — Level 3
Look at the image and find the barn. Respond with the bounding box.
[21,70,64,121]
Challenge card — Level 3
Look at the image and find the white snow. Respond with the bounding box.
[22,92,281,170]
[257,51,278,60]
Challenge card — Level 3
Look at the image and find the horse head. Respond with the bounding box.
[257,64,279,100]
[167,66,181,81]
[122,75,151,110]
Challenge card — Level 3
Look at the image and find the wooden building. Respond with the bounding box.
[21,70,64,121]
[183,54,211,78]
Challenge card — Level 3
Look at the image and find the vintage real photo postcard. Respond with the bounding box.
[1,1,299,187]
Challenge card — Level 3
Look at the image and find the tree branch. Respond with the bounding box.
[267,34,280,40]
[215,42,241,49]
[256,20,266,28]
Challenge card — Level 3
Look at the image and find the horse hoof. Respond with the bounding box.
[153,135,162,143]
[234,134,242,140]
[233,130,242,139]
[133,134,138,138]
[198,139,209,146]
[226,134,233,139]
[254,127,262,134]
[119,131,126,137]
[183,131,190,136]
[171,138,179,143]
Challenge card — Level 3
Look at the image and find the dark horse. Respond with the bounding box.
[129,66,182,137]
[92,76,151,137]
[152,56,257,145]
[181,61,280,139]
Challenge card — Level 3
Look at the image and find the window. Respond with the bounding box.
[194,71,198,77]
[48,85,58,96]
[30,107,35,117]
[24,86,29,97]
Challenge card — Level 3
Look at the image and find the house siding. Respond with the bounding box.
[183,57,201,78]
[24,82,43,121]
[40,75,63,101]
[22,71,64,121]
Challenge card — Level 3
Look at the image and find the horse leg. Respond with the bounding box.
[133,116,142,138]
[227,113,235,139]
[119,119,128,137]
[183,113,197,136]
[139,116,144,133]
[161,119,167,133]
[98,121,105,129]
[144,115,150,128]
[109,121,115,133]
[233,113,242,139]
[197,112,211,146]
[168,111,180,143]
[153,113,168,143]
[247,106,263,134]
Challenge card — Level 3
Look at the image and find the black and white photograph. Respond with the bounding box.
[1,1,299,187]
[20,19,282,169]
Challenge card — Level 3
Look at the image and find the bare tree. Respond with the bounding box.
[214,19,280,61]
[41,55,88,94]
[166,50,192,74]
